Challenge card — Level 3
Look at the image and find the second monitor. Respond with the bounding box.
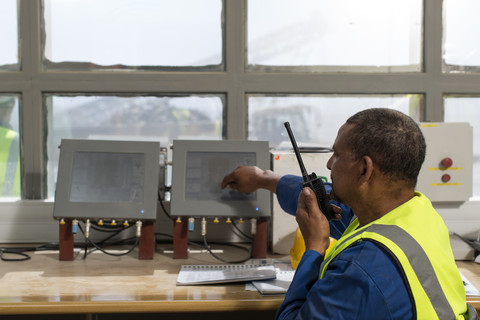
[170,140,271,218]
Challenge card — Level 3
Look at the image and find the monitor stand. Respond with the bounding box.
[59,220,75,260]
[138,221,156,259]
[173,218,268,259]
[58,219,156,260]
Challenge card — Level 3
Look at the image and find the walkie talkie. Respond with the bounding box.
[284,121,335,221]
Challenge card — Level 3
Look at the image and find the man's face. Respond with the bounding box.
[326,123,360,206]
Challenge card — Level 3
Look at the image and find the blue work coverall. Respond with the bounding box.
[275,175,413,320]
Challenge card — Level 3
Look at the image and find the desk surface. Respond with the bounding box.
[0,244,285,315]
[457,261,480,309]
[1,245,480,315]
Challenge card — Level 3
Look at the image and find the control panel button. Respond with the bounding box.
[441,157,453,168]
[441,174,451,183]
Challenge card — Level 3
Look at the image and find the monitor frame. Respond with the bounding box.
[170,139,271,218]
[53,139,160,221]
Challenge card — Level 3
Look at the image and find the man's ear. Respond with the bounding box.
[358,155,374,184]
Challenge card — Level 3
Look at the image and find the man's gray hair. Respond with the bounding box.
[346,108,426,187]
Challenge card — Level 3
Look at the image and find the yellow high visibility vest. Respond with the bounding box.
[0,126,20,196]
[320,192,467,319]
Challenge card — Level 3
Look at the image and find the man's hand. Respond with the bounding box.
[296,187,341,255]
[221,166,280,193]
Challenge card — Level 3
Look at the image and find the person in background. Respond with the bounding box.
[222,108,472,320]
[0,96,20,197]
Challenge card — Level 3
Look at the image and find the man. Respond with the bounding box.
[222,108,471,319]
[0,96,20,197]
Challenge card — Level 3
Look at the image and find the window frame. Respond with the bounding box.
[1,0,478,198]
[0,0,479,242]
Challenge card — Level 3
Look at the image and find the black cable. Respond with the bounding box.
[95,225,133,246]
[91,223,128,233]
[231,220,253,241]
[78,223,138,258]
[154,231,254,263]
[158,198,172,220]
[453,232,480,259]
[0,248,31,261]
[84,236,88,258]
[204,240,253,256]
[202,235,252,264]
[154,232,252,251]
[81,223,132,258]
[0,242,60,262]
[157,187,173,221]
[78,224,139,257]
[0,224,254,262]
[87,237,139,257]
[155,232,175,244]
[34,242,60,251]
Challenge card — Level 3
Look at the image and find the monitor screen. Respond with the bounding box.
[170,140,271,218]
[70,151,145,203]
[53,139,160,221]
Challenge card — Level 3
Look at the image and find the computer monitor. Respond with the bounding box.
[53,139,160,221]
[170,140,271,218]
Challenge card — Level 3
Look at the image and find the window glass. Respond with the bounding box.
[247,0,422,72]
[0,95,21,199]
[0,0,18,70]
[46,95,224,198]
[444,97,480,197]
[443,0,480,72]
[43,0,223,69]
[248,95,422,148]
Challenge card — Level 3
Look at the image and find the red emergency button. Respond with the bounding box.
[441,174,451,183]
[441,157,453,169]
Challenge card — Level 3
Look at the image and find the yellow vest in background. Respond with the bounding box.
[0,126,20,197]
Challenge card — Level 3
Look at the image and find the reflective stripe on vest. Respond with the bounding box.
[320,223,456,319]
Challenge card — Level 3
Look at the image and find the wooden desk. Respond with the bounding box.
[1,245,479,319]
[0,244,284,319]
[457,261,480,312]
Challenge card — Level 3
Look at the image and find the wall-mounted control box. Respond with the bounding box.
[416,122,473,202]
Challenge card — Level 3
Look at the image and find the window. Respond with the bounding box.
[0,0,19,70]
[247,0,422,72]
[0,1,480,209]
[444,97,480,197]
[443,0,480,72]
[43,0,223,70]
[248,95,421,148]
[45,94,223,198]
